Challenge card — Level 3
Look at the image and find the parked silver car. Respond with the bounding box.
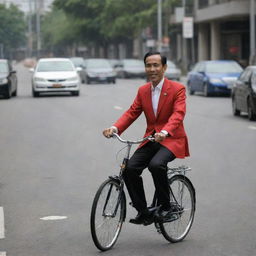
[84,58,116,84]
[31,58,80,97]
[70,57,86,83]
[165,61,181,81]
[117,59,146,79]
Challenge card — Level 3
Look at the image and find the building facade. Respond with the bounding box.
[170,0,254,70]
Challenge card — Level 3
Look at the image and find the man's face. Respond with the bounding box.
[145,54,167,87]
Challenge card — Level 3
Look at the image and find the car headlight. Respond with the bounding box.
[34,77,46,82]
[209,78,224,84]
[0,78,8,84]
[66,76,78,82]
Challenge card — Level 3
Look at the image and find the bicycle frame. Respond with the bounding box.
[103,134,194,220]
[102,133,152,218]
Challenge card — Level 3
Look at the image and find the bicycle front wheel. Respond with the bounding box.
[159,175,196,243]
[90,178,125,251]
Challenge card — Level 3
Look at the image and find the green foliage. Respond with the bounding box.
[41,8,81,48]
[46,0,178,49]
[0,3,26,51]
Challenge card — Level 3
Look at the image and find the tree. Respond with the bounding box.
[0,3,26,57]
[41,7,82,55]
[48,0,178,57]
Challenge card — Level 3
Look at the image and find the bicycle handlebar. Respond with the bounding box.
[112,133,155,144]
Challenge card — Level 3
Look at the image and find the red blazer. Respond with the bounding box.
[113,78,190,158]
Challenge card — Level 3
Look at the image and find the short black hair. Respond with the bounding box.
[143,52,167,66]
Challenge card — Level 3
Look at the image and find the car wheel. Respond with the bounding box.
[187,82,194,95]
[12,89,17,97]
[72,91,79,96]
[203,83,209,97]
[232,97,240,116]
[86,77,90,84]
[4,86,11,99]
[32,89,39,97]
[248,99,256,121]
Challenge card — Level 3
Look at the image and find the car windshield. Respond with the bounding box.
[0,62,8,73]
[70,58,84,67]
[87,59,111,69]
[167,61,176,68]
[206,62,243,73]
[123,59,144,68]
[37,61,74,72]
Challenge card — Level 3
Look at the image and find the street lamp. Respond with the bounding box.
[157,0,162,52]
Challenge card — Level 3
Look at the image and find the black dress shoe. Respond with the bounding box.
[129,211,154,226]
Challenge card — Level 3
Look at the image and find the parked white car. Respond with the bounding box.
[31,58,81,97]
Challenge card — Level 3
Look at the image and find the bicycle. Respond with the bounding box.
[90,133,196,251]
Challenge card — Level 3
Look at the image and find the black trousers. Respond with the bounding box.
[123,141,176,213]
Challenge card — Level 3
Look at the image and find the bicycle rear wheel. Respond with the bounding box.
[159,175,196,243]
[90,178,125,251]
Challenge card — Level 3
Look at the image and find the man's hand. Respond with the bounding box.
[103,127,117,138]
[154,132,167,142]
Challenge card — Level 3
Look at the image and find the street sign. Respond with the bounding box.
[183,17,194,38]
[146,39,156,48]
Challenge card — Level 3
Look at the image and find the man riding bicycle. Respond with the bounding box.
[103,52,189,225]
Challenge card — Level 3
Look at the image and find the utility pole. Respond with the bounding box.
[35,0,41,58]
[0,44,4,58]
[28,0,33,57]
[157,0,162,52]
[250,0,255,64]
[182,0,187,72]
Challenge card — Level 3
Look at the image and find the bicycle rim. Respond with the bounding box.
[159,175,195,243]
[90,179,125,251]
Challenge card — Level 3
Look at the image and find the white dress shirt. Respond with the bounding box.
[151,78,168,136]
[152,78,164,116]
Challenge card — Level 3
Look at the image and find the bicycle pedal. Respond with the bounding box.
[154,222,162,234]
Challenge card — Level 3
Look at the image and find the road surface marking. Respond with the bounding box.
[248,125,256,130]
[0,207,5,239]
[40,216,67,221]
[114,105,123,110]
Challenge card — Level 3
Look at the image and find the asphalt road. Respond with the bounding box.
[0,62,255,256]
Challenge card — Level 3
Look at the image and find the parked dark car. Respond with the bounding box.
[70,57,86,83]
[84,58,116,84]
[187,60,243,96]
[0,59,17,99]
[231,66,256,121]
[117,59,145,79]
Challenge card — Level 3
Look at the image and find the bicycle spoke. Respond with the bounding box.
[91,179,125,251]
[159,175,195,243]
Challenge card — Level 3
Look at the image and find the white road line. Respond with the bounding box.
[0,207,5,239]
[114,105,123,110]
[248,125,256,130]
[40,216,67,221]
[0,252,6,256]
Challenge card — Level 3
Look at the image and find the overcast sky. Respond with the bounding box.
[0,0,53,13]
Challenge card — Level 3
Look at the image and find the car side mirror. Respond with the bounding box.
[29,68,34,73]
[76,67,82,72]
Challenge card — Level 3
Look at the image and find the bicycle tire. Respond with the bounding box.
[159,175,196,243]
[90,178,126,251]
